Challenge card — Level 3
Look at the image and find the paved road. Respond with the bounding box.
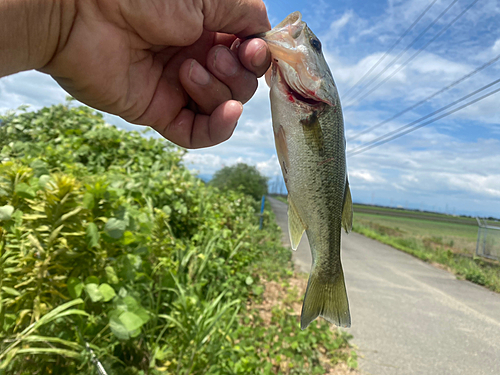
[268,197,500,375]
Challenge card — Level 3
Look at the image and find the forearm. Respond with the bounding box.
[0,0,75,77]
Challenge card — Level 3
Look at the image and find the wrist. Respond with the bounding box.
[0,0,75,78]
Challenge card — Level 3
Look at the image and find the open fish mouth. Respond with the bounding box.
[269,62,327,107]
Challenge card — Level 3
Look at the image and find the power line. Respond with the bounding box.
[342,0,439,99]
[347,78,500,156]
[348,77,500,153]
[344,0,459,102]
[348,85,500,156]
[347,51,500,142]
[345,0,480,107]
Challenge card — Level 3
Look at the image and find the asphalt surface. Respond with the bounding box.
[268,196,500,375]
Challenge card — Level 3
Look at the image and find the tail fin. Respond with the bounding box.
[300,267,351,330]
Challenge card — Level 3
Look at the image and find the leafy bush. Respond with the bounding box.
[0,103,355,374]
[465,268,487,285]
[210,163,268,201]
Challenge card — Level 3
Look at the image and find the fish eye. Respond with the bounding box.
[310,38,322,52]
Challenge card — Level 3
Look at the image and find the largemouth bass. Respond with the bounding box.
[260,12,353,329]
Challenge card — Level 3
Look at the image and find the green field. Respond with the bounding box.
[272,197,480,255]
[353,204,478,226]
[353,209,478,256]
[351,206,500,293]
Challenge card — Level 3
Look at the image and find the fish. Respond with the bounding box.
[259,11,353,329]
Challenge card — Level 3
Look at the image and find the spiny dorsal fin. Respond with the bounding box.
[288,195,306,250]
[342,177,353,233]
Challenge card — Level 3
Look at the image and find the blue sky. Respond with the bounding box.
[1,0,500,217]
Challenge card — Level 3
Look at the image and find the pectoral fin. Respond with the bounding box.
[288,196,306,250]
[275,125,290,183]
[342,178,353,233]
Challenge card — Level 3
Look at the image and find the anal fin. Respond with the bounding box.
[288,196,306,250]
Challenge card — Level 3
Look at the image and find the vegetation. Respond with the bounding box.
[353,204,479,225]
[210,163,268,202]
[0,103,356,374]
[354,211,478,255]
[353,211,500,293]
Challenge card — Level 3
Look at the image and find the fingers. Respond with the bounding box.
[179,39,270,112]
[152,100,242,148]
[238,38,271,77]
[143,33,271,149]
[207,46,257,104]
[179,58,233,113]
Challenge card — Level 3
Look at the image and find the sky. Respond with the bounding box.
[1,0,500,217]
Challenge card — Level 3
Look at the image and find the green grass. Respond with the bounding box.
[352,213,500,293]
[355,212,478,255]
[353,204,478,225]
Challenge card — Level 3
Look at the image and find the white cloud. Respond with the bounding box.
[347,134,500,215]
[350,170,386,184]
[256,154,280,177]
[492,39,500,54]
[328,11,353,39]
[0,71,67,112]
[442,173,500,198]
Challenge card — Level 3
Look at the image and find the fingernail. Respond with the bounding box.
[214,47,238,76]
[189,60,210,85]
[251,45,268,68]
[231,39,241,51]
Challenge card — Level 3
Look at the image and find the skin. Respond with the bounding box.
[0,0,272,148]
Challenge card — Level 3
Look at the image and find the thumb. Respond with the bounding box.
[202,0,271,37]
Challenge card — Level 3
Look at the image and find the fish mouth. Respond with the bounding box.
[272,63,326,108]
[259,10,336,107]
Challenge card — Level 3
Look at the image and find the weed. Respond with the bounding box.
[0,104,355,374]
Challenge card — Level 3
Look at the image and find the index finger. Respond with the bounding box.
[202,0,271,37]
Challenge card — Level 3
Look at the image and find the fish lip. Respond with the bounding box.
[246,28,288,44]
[254,11,303,42]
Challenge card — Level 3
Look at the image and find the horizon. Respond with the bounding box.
[198,171,499,219]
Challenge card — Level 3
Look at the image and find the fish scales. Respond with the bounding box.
[260,11,353,329]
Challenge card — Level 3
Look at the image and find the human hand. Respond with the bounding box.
[34,0,271,148]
